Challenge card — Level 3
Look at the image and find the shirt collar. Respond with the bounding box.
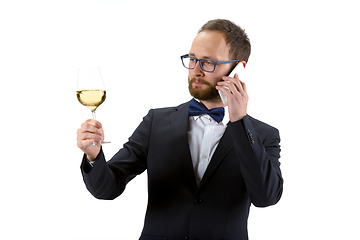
[222,106,229,125]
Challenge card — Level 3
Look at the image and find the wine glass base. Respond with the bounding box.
[88,140,111,146]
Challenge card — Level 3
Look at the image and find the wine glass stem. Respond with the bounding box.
[92,110,96,120]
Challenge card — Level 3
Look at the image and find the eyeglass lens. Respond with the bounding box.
[182,56,215,72]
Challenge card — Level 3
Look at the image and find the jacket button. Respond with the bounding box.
[194,199,202,204]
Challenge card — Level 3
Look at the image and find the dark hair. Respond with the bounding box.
[199,19,251,63]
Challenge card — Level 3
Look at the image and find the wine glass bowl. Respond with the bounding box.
[76,89,106,117]
[76,66,110,145]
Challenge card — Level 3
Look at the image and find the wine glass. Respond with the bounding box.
[76,66,110,145]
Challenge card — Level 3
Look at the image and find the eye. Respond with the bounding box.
[189,57,196,62]
[203,60,214,66]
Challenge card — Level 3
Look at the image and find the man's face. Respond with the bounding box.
[188,30,232,101]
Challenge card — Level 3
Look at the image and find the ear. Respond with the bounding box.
[241,61,247,68]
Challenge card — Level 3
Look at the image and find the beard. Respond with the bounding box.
[188,77,220,101]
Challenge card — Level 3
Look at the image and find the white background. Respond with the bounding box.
[1,0,359,239]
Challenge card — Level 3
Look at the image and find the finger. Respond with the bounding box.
[84,131,103,141]
[240,80,247,94]
[77,126,103,144]
[222,76,240,88]
[78,126,99,140]
[234,73,240,80]
[218,80,239,95]
[77,139,95,149]
[234,80,244,95]
[216,82,232,96]
[224,76,246,95]
[232,74,247,93]
[222,75,240,82]
[80,121,102,135]
[99,128,105,139]
[84,119,102,128]
[216,85,231,96]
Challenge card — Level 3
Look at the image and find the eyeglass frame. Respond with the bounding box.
[180,54,240,73]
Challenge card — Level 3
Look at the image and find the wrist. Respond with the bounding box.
[230,113,247,123]
[86,147,102,162]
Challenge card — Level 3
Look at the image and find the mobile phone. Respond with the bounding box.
[218,63,244,104]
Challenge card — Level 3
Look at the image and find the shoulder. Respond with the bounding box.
[140,101,191,126]
[248,115,278,132]
[246,115,280,140]
[150,100,191,115]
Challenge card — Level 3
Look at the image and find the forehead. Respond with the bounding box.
[189,30,230,60]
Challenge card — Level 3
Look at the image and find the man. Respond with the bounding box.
[77,19,283,240]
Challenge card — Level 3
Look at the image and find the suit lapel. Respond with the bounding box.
[170,100,234,191]
[198,127,233,189]
[170,100,198,191]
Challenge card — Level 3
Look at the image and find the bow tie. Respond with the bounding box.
[188,99,224,123]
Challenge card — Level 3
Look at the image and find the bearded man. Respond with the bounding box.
[77,19,283,240]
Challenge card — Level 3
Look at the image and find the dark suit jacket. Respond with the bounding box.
[81,100,283,240]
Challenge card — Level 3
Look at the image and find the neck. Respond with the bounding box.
[199,97,225,110]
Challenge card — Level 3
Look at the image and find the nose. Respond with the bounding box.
[190,61,205,77]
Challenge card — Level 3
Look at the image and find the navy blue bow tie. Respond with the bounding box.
[188,99,224,123]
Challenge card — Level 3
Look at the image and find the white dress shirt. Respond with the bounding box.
[188,104,229,185]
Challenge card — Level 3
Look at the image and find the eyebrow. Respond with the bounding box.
[189,53,212,60]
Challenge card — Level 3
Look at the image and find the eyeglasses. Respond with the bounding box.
[180,54,239,73]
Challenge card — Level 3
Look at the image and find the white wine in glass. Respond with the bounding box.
[76,66,110,145]
[77,89,106,116]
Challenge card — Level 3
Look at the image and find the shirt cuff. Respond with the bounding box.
[84,147,103,168]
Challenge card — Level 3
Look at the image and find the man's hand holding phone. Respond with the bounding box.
[216,62,249,122]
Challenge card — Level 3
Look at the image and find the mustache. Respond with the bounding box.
[188,77,211,86]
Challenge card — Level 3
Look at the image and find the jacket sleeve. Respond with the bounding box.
[227,115,283,207]
[80,109,153,200]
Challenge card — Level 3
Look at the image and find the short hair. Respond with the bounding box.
[199,19,251,63]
